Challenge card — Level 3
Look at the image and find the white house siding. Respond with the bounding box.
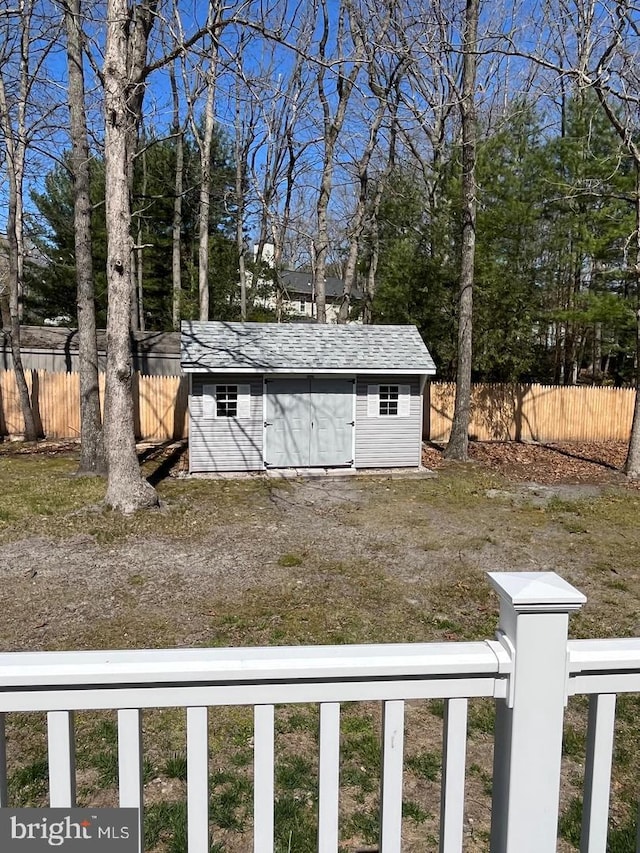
[354,375,422,468]
[189,374,264,472]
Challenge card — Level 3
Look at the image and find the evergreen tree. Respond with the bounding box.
[474,105,547,381]
[372,98,636,384]
[370,167,459,377]
[26,126,238,329]
[538,93,635,384]
[27,155,108,325]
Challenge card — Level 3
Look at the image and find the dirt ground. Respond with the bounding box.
[0,439,638,851]
[0,438,634,654]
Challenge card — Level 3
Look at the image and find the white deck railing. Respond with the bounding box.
[0,571,638,853]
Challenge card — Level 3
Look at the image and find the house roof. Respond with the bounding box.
[280,270,355,299]
[181,321,436,375]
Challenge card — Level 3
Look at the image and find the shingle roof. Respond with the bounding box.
[181,321,436,375]
[280,269,362,299]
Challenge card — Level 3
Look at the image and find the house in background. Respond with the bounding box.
[250,244,362,323]
[182,320,436,473]
[276,269,360,322]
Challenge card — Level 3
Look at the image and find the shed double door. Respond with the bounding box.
[265,378,354,467]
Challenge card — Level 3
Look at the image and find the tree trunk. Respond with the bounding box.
[0,17,39,441]
[64,0,105,474]
[125,0,157,333]
[170,66,183,331]
[338,237,359,323]
[136,146,146,331]
[444,0,478,461]
[198,61,216,321]
[314,172,331,324]
[235,83,247,321]
[0,96,37,439]
[593,321,602,383]
[625,164,640,477]
[337,76,389,324]
[103,0,158,512]
[362,94,398,325]
[4,206,38,440]
[363,228,378,325]
[313,0,365,323]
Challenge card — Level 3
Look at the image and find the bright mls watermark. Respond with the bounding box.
[0,809,139,852]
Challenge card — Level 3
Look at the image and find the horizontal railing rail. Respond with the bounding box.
[568,637,640,694]
[0,640,509,712]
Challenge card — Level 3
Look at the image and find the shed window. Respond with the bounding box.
[367,384,411,417]
[202,384,251,419]
[379,385,399,416]
[216,385,238,417]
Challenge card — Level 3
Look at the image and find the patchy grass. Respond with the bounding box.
[2,444,640,850]
[0,452,276,546]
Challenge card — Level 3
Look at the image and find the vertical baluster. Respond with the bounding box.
[187,707,209,853]
[118,709,144,853]
[318,703,340,853]
[380,700,405,853]
[0,713,8,807]
[581,693,616,853]
[47,710,76,807]
[439,698,468,853]
[254,705,275,853]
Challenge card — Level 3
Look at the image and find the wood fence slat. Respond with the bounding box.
[424,381,635,444]
[0,369,634,443]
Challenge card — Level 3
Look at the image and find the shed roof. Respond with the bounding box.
[181,321,436,375]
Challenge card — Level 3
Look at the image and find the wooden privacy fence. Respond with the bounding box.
[0,370,188,440]
[0,370,636,443]
[426,381,636,443]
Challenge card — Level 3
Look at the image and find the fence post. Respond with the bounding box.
[488,571,586,853]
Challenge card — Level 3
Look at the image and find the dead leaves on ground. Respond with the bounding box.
[423,440,628,485]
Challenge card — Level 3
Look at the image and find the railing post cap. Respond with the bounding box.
[487,571,586,613]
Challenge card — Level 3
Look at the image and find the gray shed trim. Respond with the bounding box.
[189,374,264,473]
[181,321,436,375]
[354,376,423,468]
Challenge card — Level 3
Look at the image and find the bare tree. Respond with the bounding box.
[231,37,258,322]
[63,0,106,473]
[0,0,57,441]
[313,0,367,322]
[189,3,224,322]
[169,61,184,330]
[362,90,400,323]
[337,5,404,323]
[444,0,479,461]
[102,0,158,511]
[250,36,313,320]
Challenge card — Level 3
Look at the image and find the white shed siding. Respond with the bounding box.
[354,376,422,468]
[189,374,263,472]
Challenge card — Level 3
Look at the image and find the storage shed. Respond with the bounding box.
[181,321,436,473]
